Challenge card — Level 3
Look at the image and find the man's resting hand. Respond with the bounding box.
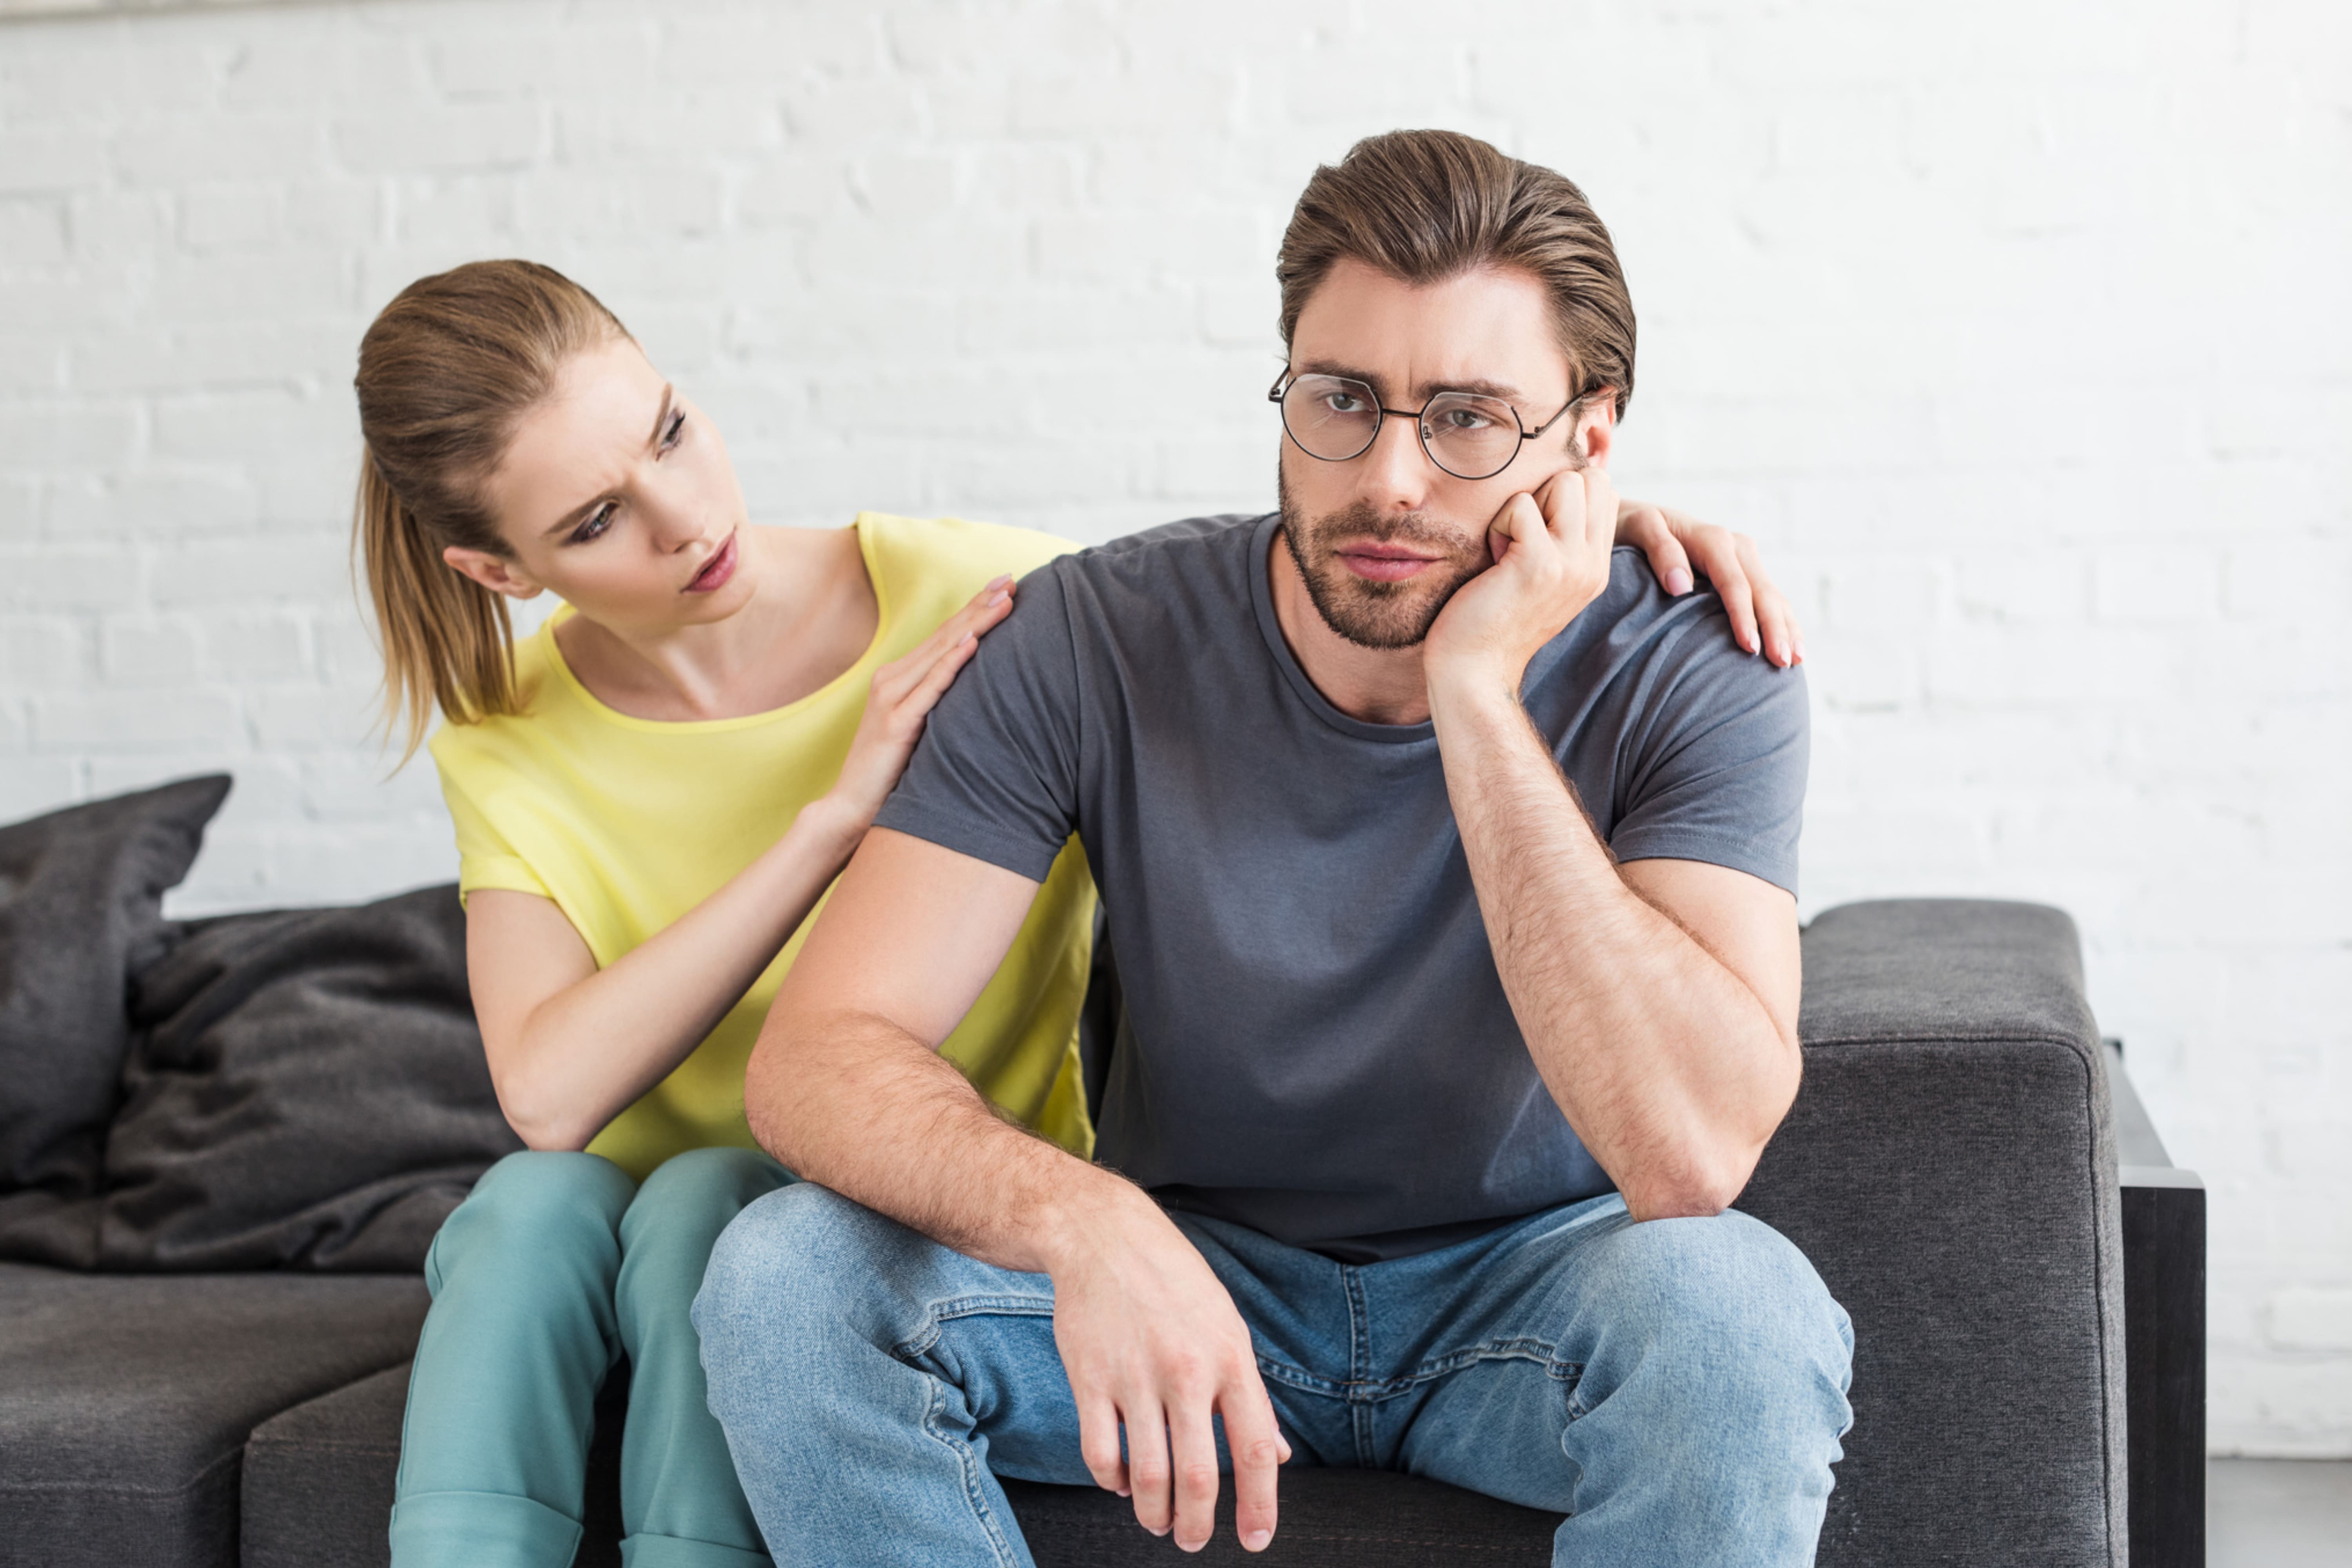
[1049,1182,1292,1554]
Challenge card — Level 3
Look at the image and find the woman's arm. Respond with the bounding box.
[1615,500,1804,669]
[468,577,1018,1151]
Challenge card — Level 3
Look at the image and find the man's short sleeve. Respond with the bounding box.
[873,561,1085,884]
[1604,640,1809,897]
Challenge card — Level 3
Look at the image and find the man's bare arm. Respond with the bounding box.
[746,827,1289,1554]
[1431,686,1800,1219]
[744,827,1094,1270]
[1424,465,1801,1221]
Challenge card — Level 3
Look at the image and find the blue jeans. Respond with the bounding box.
[392,1148,793,1568]
[693,1184,1853,1567]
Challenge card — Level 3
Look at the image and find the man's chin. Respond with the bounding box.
[1301,569,1457,650]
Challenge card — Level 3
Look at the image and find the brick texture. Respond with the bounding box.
[0,0,2346,1454]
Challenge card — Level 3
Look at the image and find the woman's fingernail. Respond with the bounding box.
[987,589,1010,606]
[1243,1529,1272,1551]
[987,574,1013,589]
[1664,567,1693,595]
[1795,639,1807,663]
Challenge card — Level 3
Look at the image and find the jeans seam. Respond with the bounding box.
[1394,1336,1573,1391]
[1341,1266,1376,1464]
[1259,1338,1578,1403]
[918,1354,1023,1568]
[891,1293,1056,1361]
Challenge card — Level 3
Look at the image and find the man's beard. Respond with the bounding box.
[1276,472,1491,650]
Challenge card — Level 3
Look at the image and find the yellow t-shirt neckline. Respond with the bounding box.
[536,517,898,736]
[428,512,1095,1180]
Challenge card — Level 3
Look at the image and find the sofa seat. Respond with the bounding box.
[242,1359,1562,1567]
[0,1263,427,1568]
[7,897,2131,1568]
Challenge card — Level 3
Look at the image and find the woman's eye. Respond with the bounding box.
[571,502,617,544]
[661,410,687,452]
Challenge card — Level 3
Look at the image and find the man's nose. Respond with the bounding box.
[1356,412,1432,511]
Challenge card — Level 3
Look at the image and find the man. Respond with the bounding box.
[695,129,1853,1567]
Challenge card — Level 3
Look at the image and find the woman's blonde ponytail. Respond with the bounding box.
[350,259,628,763]
[356,447,514,763]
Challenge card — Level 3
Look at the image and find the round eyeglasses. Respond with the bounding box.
[1269,371,1582,483]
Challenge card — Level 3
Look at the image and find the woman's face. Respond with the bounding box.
[454,334,756,636]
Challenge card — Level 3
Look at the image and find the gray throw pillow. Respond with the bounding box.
[0,775,231,1267]
[99,883,522,1272]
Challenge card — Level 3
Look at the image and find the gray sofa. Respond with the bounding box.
[0,779,2187,1566]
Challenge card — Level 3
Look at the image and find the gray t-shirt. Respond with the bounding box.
[877,513,1808,1262]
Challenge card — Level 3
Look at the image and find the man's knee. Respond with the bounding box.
[1579,1209,1851,1430]
[692,1183,898,1381]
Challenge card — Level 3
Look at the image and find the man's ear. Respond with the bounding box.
[442,544,545,600]
[1572,394,1617,472]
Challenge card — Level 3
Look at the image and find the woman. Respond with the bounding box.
[354,259,1800,1568]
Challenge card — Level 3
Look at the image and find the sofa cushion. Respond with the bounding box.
[242,1361,627,1568]
[101,884,520,1271]
[0,1260,427,1568]
[1001,1474,1559,1564]
[1754,898,2127,1568]
[0,775,230,1268]
[249,1359,1556,1568]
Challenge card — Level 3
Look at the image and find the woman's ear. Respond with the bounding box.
[442,544,545,600]
[1573,394,1617,472]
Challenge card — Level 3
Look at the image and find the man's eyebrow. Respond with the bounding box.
[1293,358,1391,395]
[537,383,675,540]
[1292,360,1528,406]
[1420,375,1524,403]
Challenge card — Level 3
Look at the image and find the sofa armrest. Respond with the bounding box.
[1740,899,2128,1568]
[2108,1040,2205,1568]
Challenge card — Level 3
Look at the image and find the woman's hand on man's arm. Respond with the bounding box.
[1614,499,1804,669]
[461,576,1022,1154]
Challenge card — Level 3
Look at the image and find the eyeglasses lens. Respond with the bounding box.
[1280,376,1381,462]
[1419,392,1521,481]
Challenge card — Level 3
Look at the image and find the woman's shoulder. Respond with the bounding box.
[424,620,564,778]
[857,512,1077,600]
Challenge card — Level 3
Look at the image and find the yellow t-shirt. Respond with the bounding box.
[427,512,1094,1181]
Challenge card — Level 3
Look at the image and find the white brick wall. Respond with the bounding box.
[2,0,2347,1454]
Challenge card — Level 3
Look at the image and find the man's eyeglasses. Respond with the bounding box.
[1268,371,1582,483]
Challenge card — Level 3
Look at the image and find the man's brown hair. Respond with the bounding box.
[1276,129,1636,419]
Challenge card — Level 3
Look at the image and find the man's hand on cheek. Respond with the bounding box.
[1424,463,1620,698]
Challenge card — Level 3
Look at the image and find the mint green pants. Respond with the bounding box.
[390,1147,792,1568]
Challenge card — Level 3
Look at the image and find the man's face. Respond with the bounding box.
[1278,258,1599,649]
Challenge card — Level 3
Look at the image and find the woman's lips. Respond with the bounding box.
[685,533,739,593]
[1336,545,1440,583]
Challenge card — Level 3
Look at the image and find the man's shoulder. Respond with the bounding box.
[1018,512,1269,631]
[1546,546,1807,724]
[1045,512,1267,584]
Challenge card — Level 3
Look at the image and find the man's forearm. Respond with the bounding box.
[1428,676,1799,1218]
[745,1006,1152,1275]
